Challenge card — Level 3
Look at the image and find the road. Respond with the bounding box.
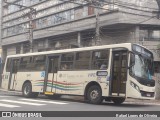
[0,94,160,111]
[0,91,160,119]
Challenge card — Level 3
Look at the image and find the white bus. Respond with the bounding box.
[1,43,155,104]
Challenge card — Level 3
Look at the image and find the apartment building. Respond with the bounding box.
[1,0,160,65]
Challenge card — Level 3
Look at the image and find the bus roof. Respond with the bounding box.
[7,43,134,58]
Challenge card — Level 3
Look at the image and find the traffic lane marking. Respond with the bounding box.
[0,100,46,106]
[20,98,68,104]
[0,103,20,108]
[124,101,160,106]
[0,96,12,97]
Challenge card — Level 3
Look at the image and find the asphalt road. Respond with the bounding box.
[0,94,159,111]
[0,92,160,119]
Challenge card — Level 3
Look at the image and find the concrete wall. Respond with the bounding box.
[0,0,1,47]
[0,0,1,86]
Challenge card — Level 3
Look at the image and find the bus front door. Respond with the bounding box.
[45,56,59,93]
[8,58,19,90]
[110,50,127,97]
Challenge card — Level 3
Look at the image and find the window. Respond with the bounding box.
[48,56,59,73]
[60,53,74,70]
[12,59,20,73]
[139,29,160,41]
[91,49,109,69]
[19,55,46,71]
[75,51,90,69]
[33,56,46,71]
[19,57,32,71]
[16,45,21,54]
[75,7,83,19]
[6,58,19,73]
[88,6,94,15]
[150,30,160,40]
[6,58,12,72]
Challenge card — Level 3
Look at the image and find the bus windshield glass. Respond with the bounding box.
[131,54,153,80]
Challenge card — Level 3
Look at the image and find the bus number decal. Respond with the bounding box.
[96,71,108,76]
[88,73,96,77]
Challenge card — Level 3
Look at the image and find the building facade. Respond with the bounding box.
[1,0,160,65]
[1,0,160,97]
[0,0,2,48]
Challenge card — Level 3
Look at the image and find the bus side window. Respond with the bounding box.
[12,59,20,73]
[6,58,12,72]
[33,55,46,71]
[91,49,109,69]
[19,57,32,71]
[60,53,74,70]
[75,51,90,69]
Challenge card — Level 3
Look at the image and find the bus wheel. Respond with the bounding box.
[22,82,38,98]
[112,98,125,105]
[87,85,102,104]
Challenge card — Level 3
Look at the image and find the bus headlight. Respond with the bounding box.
[130,81,140,92]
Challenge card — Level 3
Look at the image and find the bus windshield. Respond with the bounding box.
[130,54,153,80]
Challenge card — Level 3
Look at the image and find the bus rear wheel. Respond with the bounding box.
[87,85,103,104]
[22,82,38,98]
[112,98,125,105]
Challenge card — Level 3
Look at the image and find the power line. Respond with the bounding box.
[4,1,36,53]
[59,0,113,11]
[60,0,158,14]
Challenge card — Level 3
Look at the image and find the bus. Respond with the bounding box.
[1,43,155,104]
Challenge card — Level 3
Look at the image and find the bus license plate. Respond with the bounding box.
[146,93,151,97]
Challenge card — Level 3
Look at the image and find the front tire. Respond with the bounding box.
[22,82,38,98]
[87,85,103,104]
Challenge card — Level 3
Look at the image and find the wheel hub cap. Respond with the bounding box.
[90,90,99,99]
[24,86,30,95]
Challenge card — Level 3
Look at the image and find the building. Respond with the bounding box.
[1,1,160,70]
[0,0,2,86]
[1,0,160,69]
[1,0,160,63]
[0,0,1,45]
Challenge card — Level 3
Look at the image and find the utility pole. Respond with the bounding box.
[95,2,101,46]
[86,0,102,45]
[156,0,160,18]
[28,8,36,52]
[4,1,36,53]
